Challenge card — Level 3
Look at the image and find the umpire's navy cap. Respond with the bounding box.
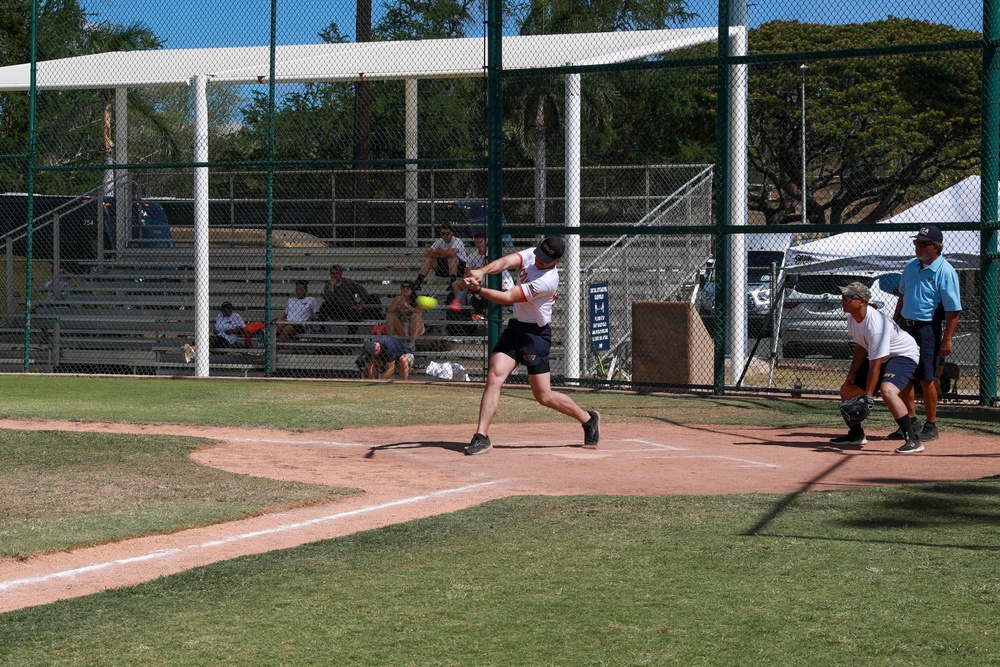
[914,224,943,244]
[534,236,565,263]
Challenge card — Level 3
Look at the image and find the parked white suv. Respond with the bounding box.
[780,272,900,358]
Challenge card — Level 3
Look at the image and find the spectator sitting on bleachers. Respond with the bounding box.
[385,281,425,347]
[211,302,246,348]
[181,301,248,362]
[276,280,320,343]
[413,223,466,300]
[449,232,513,317]
[316,265,369,332]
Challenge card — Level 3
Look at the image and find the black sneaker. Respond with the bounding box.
[582,410,600,448]
[895,438,924,454]
[830,431,867,446]
[919,422,939,441]
[466,432,492,456]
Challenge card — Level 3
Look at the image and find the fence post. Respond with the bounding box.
[52,213,60,281]
[4,238,13,324]
[331,171,337,242]
[23,0,39,372]
[51,318,60,371]
[713,0,732,395]
[981,0,1000,405]
[263,0,278,376]
[486,0,504,351]
[405,78,419,248]
[95,194,105,270]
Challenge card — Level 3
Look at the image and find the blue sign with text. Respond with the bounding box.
[589,282,610,351]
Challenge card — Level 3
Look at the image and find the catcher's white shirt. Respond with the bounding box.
[512,248,558,326]
[847,307,919,362]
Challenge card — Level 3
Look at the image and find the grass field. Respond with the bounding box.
[1,375,999,665]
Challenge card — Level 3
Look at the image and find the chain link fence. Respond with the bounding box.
[0,0,996,404]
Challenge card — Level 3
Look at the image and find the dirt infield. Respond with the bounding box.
[1,417,998,613]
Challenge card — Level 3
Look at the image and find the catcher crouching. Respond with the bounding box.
[834,281,923,453]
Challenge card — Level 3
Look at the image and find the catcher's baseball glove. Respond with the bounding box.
[839,395,874,427]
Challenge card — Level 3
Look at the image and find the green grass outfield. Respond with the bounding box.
[2,375,1000,665]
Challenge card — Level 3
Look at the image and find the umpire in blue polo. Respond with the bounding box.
[891,224,962,443]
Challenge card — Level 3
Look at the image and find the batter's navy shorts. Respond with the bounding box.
[901,320,939,382]
[854,356,918,393]
[494,319,551,375]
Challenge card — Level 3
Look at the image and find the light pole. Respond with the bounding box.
[800,64,808,224]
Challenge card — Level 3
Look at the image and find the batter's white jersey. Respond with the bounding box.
[846,307,919,362]
[512,248,559,326]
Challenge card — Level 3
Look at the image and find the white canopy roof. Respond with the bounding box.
[784,175,988,274]
[0,28,725,91]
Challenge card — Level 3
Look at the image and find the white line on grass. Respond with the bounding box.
[0,480,505,593]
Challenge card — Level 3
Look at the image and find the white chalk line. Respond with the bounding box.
[671,455,778,468]
[0,480,505,593]
[506,438,776,468]
[622,439,688,451]
[225,437,364,448]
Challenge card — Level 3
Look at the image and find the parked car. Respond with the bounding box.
[780,272,900,358]
[699,233,797,337]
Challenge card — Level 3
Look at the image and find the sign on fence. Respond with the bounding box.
[589,282,610,352]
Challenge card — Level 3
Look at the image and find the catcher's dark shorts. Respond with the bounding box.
[900,320,940,382]
[854,356,918,393]
[493,319,551,375]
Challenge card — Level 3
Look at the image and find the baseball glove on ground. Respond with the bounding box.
[839,395,875,427]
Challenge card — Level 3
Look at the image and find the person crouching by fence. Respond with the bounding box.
[359,336,414,381]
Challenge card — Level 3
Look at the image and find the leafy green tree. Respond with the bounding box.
[0,0,167,194]
[504,0,695,222]
[748,19,981,225]
[219,9,488,203]
[376,0,479,41]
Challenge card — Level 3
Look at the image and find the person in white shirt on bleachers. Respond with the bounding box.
[276,281,320,343]
[211,302,246,348]
[413,223,467,300]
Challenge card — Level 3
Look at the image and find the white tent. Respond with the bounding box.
[784,175,988,274]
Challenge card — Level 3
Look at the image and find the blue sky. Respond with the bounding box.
[83,0,982,50]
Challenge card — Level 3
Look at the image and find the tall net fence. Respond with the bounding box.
[0,0,996,404]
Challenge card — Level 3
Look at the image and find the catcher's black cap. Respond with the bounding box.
[534,236,565,263]
[913,224,943,244]
[838,281,871,302]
